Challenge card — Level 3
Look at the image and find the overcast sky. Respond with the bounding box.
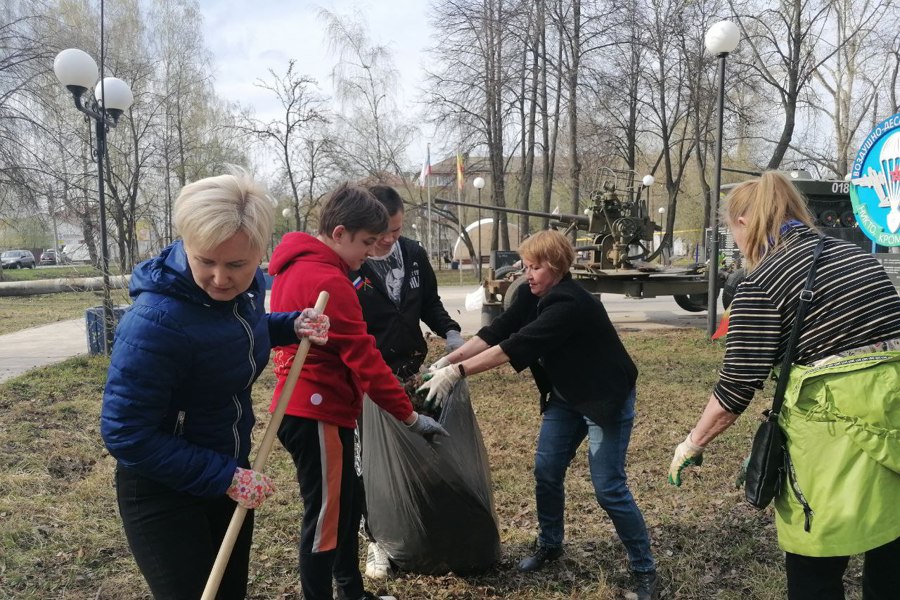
[197,0,434,172]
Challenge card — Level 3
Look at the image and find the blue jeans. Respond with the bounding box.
[534,388,655,573]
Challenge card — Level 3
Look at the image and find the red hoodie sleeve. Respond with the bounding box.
[323,273,414,422]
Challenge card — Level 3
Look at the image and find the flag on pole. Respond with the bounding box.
[456,151,465,190]
[418,147,432,187]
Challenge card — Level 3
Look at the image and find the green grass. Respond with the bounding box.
[0,332,866,599]
[0,264,124,282]
[0,290,131,336]
[432,266,483,287]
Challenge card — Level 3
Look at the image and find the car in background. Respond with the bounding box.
[39,249,70,265]
[1,249,36,269]
[40,249,60,265]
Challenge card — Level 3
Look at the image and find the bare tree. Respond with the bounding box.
[319,8,415,180]
[729,0,845,169]
[538,0,563,227]
[641,0,698,247]
[234,60,327,224]
[150,0,217,244]
[425,0,524,251]
[0,5,52,215]
[801,0,896,177]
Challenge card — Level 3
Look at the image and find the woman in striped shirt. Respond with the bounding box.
[667,171,900,599]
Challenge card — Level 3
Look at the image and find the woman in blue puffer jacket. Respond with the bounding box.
[101,169,329,600]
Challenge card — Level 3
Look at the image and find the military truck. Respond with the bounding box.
[718,172,900,308]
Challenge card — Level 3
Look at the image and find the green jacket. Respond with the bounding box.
[775,351,900,556]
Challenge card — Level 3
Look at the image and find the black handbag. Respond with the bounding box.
[744,236,826,509]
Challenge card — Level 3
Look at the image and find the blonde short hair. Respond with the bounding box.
[518,230,575,277]
[173,167,275,254]
[723,171,817,270]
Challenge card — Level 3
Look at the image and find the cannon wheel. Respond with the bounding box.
[673,293,710,312]
[503,276,529,311]
[494,265,521,279]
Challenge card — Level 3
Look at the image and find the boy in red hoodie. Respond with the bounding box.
[269,184,447,600]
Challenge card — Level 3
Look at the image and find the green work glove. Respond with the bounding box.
[667,432,705,487]
[417,364,463,412]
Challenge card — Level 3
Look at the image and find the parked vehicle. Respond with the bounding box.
[717,173,900,309]
[39,249,69,265]
[1,249,36,269]
[60,243,91,263]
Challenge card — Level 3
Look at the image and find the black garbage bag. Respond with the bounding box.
[361,380,500,575]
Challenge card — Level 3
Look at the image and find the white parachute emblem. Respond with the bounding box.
[851,130,900,233]
[880,132,900,233]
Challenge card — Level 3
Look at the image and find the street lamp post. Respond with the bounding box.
[704,20,740,338]
[54,48,133,356]
[641,174,655,219]
[658,207,667,261]
[473,177,486,280]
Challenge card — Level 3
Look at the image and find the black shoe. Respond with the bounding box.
[517,544,563,572]
[632,570,658,600]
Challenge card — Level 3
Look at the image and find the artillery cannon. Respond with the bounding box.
[436,178,723,325]
[441,179,661,270]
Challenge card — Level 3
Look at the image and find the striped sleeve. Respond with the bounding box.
[713,281,780,413]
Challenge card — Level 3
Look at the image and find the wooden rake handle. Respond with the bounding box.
[202,291,329,600]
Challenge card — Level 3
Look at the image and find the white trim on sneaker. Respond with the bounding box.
[364,542,391,579]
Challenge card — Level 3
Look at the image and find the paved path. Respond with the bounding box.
[437,285,713,334]
[0,319,88,383]
[0,287,716,383]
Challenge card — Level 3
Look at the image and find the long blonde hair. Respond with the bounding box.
[723,171,818,270]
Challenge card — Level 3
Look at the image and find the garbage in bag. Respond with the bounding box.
[361,379,500,575]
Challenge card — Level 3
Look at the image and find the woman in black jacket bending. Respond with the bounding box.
[418,229,657,600]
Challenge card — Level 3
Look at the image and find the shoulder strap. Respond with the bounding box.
[770,236,827,418]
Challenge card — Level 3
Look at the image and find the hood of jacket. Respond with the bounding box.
[269,232,348,276]
[129,240,262,306]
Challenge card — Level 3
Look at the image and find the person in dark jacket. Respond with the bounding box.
[353,184,462,578]
[419,229,658,600]
[100,169,329,600]
[354,185,462,378]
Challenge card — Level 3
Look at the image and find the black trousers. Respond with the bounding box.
[115,466,253,600]
[786,536,900,600]
[278,415,365,600]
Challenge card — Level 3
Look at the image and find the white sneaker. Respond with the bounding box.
[364,542,391,579]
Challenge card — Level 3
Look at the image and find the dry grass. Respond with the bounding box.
[0,330,865,599]
[0,265,124,282]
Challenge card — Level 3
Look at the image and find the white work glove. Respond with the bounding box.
[428,356,452,372]
[667,432,706,487]
[405,411,450,440]
[417,364,463,411]
[294,308,330,345]
[226,467,276,509]
[445,330,464,352]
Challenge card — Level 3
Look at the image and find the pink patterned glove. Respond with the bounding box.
[294,308,330,345]
[226,467,275,509]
